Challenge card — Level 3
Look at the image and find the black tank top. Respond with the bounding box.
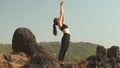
[60,24,68,31]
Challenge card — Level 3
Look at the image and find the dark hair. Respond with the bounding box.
[53,18,58,36]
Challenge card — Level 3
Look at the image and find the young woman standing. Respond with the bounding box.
[53,1,70,62]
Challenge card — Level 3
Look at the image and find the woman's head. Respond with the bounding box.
[53,18,59,25]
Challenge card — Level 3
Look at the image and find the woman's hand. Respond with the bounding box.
[60,1,64,7]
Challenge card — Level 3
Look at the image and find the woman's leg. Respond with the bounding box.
[58,33,70,61]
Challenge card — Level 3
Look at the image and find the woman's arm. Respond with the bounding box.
[59,1,64,24]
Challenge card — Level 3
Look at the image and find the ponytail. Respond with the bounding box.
[53,24,57,36]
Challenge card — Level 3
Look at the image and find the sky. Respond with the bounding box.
[0,0,120,48]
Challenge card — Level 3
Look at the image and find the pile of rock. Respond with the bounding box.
[86,45,120,68]
[0,28,60,68]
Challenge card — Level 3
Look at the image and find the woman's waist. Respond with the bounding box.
[61,28,70,34]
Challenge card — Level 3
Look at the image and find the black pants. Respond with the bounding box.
[58,33,70,61]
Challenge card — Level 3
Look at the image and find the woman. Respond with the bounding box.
[53,1,70,62]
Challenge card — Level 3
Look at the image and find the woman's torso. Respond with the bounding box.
[58,24,70,34]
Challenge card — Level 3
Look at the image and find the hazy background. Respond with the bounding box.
[0,0,120,48]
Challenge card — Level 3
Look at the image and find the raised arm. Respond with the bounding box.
[60,1,64,24]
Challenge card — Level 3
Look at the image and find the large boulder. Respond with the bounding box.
[12,28,42,56]
[11,27,60,68]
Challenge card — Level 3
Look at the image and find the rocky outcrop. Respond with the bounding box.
[0,27,120,68]
[10,28,59,68]
[85,45,120,68]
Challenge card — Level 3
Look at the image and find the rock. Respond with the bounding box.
[85,45,120,68]
[87,55,97,68]
[0,53,29,68]
[78,60,88,68]
[23,49,60,68]
[97,46,107,62]
[96,45,107,58]
[12,28,42,56]
[11,27,60,68]
[107,46,119,58]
